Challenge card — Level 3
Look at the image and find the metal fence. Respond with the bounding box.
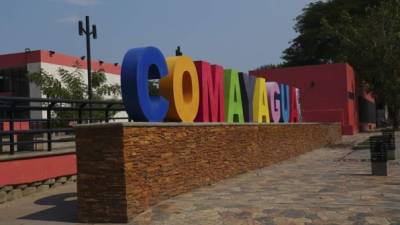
[0,96,128,155]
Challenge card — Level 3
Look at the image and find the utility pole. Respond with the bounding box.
[78,16,97,101]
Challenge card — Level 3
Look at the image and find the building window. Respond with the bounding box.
[0,67,29,97]
[0,74,11,92]
[0,67,29,119]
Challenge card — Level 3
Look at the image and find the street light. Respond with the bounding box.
[78,16,97,101]
[175,46,182,56]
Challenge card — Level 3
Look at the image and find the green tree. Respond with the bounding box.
[255,0,380,70]
[322,0,400,127]
[282,0,381,66]
[28,62,121,126]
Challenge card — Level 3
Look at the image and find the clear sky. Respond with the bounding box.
[0,0,316,72]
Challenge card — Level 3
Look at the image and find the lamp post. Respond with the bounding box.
[79,16,97,122]
[78,16,97,101]
[175,46,182,56]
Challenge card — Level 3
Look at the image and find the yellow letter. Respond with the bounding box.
[160,56,200,122]
[253,78,270,123]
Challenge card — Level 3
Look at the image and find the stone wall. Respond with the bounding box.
[75,123,341,223]
[0,175,76,204]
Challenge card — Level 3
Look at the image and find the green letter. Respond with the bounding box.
[224,69,244,123]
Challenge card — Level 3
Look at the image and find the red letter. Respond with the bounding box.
[195,61,225,122]
[289,86,299,122]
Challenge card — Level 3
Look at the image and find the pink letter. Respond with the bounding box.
[267,82,281,123]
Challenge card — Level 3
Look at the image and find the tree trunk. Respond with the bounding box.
[388,106,400,129]
[394,109,399,129]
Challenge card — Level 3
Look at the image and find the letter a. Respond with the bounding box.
[253,78,270,123]
[224,69,244,123]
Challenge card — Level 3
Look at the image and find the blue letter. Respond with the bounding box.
[121,47,169,122]
[238,72,256,122]
[280,84,290,123]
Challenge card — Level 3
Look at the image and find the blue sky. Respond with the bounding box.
[0,0,316,72]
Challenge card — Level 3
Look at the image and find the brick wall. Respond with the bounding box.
[75,123,341,223]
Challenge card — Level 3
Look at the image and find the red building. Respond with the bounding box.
[0,50,121,187]
[0,50,122,141]
[250,63,376,135]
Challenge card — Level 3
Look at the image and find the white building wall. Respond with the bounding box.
[27,62,43,120]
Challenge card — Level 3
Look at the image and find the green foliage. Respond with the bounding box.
[282,0,381,66]
[29,62,120,100]
[255,0,380,71]
[254,63,285,71]
[148,79,159,96]
[28,62,121,126]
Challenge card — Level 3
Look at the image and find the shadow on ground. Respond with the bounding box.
[19,193,77,223]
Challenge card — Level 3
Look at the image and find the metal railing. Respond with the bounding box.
[0,96,128,155]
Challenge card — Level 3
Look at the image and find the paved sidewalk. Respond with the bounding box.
[1,132,400,225]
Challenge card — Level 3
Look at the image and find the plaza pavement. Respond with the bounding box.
[1,132,400,225]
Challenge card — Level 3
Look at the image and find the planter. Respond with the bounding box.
[370,135,388,176]
[387,149,396,160]
[382,129,396,160]
[371,161,387,176]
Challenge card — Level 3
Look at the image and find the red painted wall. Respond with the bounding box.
[0,154,76,186]
[250,63,358,135]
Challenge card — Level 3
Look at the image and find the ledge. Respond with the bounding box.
[74,122,338,129]
[0,148,75,162]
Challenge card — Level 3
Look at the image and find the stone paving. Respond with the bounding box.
[0,132,400,225]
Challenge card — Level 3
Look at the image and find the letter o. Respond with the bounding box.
[160,56,200,122]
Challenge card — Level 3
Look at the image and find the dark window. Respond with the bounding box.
[0,67,29,119]
[348,92,355,100]
[0,67,29,97]
[0,74,11,92]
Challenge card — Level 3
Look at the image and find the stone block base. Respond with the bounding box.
[75,122,341,223]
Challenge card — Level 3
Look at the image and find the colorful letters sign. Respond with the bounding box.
[121,46,301,123]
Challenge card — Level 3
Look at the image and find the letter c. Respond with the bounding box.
[121,46,169,122]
